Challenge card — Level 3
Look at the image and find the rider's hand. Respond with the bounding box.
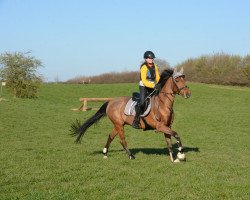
[154,84,161,91]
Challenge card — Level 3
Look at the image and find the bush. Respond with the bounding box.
[67,58,171,84]
[176,53,250,86]
[67,71,140,84]
[0,52,43,98]
[67,53,250,86]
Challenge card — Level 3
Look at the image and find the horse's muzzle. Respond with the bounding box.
[185,93,191,99]
[182,88,191,99]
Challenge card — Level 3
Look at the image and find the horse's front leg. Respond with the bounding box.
[172,131,186,161]
[156,123,179,163]
[164,133,180,163]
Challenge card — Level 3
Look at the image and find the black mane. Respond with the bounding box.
[158,69,173,88]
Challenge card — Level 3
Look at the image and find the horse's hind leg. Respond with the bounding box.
[116,125,135,160]
[103,127,118,158]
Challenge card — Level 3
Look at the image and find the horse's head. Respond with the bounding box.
[172,67,191,98]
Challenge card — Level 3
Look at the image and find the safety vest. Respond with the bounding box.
[140,63,156,81]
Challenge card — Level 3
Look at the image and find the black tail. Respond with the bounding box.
[70,101,109,143]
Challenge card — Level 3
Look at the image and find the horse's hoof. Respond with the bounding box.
[177,152,186,161]
[173,158,180,163]
[103,148,108,159]
[129,155,135,160]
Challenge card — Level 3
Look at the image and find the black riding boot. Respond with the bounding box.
[132,104,141,129]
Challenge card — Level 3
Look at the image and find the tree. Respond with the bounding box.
[242,55,250,79]
[0,52,43,98]
[154,58,170,73]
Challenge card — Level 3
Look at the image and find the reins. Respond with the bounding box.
[146,74,188,114]
[142,88,157,104]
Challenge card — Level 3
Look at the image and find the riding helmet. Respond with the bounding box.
[144,51,156,59]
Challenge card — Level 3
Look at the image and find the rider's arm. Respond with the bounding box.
[140,65,155,88]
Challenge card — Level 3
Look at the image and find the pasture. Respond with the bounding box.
[0,83,249,200]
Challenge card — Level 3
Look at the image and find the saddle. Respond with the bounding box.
[124,92,151,117]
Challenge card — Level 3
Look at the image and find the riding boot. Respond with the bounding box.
[132,104,141,129]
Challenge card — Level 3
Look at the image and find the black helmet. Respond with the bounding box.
[144,51,155,59]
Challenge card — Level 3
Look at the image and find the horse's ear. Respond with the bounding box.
[173,67,177,74]
[180,67,184,74]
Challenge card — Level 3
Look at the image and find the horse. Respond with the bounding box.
[70,68,191,163]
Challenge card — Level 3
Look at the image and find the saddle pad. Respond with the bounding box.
[124,98,151,117]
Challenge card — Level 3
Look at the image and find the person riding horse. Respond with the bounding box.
[132,51,160,129]
[71,66,191,162]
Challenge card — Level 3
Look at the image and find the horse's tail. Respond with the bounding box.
[70,101,109,143]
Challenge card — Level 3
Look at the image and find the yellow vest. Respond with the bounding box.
[139,64,160,88]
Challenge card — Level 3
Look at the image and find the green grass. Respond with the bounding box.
[0,83,249,200]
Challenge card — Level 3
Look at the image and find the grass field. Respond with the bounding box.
[0,82,249,200]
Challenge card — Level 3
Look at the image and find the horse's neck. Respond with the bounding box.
[164,77,175,93]
[159,77,175,107]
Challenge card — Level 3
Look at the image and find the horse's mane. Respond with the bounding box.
[158,69,174,88]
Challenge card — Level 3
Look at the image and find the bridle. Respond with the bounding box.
[160,75,188,97]
[157,75,188,113]
[172,75,189,95]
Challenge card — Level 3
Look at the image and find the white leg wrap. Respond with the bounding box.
[177,152,186,160]
[103,148,107,154]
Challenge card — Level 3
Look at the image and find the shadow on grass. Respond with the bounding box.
[130,145,200,156]
[93,145,199,156]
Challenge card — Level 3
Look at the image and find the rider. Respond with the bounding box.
[132,51,160,129]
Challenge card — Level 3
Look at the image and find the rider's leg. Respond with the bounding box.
[132,86,146,129]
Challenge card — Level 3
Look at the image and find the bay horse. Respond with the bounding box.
[71,68,191,162]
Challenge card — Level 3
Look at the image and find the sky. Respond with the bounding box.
[0,0,249,82]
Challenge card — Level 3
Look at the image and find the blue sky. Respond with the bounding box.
[0,0,249,81]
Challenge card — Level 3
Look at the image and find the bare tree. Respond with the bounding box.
[154,58,170,73]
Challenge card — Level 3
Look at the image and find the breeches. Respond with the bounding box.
[139,86,154,107]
